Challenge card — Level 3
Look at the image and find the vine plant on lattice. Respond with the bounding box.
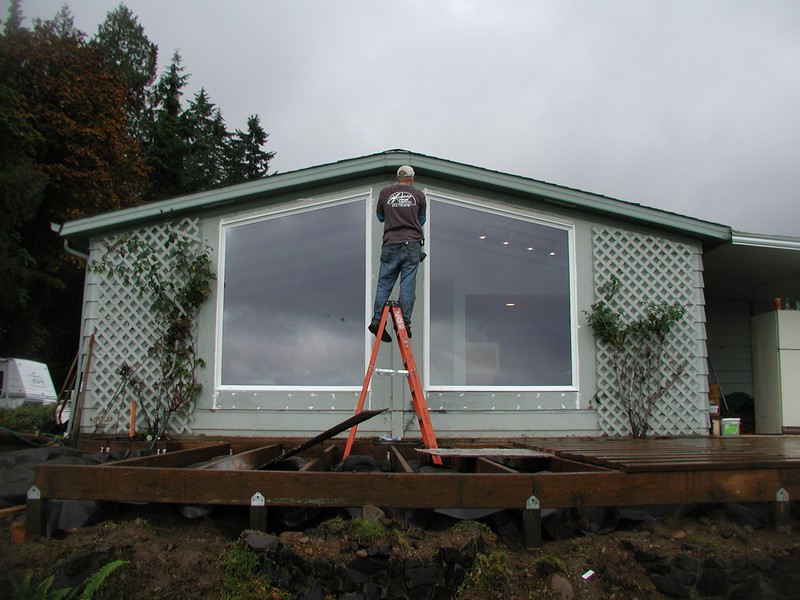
[90,221,215,442]
[585,274,687,438]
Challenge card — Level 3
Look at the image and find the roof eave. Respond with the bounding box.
[57,150,732,243]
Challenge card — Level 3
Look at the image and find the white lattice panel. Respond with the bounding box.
[87,218,202,435]
[592,226,704,437]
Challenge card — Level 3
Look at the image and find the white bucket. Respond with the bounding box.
[721,417,740,436]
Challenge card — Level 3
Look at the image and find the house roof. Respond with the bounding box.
[55,150,732,243]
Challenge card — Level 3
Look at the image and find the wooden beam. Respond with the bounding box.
[390,446,413,473]
[531,469,788,507]
[200,445,283,471]
[301,445,340,472]
[34,465,532,509]
[103,443,231,468]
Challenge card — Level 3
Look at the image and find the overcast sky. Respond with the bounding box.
[12,0,800,236]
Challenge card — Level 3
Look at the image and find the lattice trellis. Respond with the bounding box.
[85,218,204,435]
[592,225,706,437]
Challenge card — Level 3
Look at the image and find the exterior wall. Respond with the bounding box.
[705,298,754,399]
[591,225,709,436]
[74,177,708,439]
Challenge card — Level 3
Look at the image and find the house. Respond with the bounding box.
[55,150,800,440]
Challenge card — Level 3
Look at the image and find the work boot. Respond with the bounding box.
[368,322,392,342]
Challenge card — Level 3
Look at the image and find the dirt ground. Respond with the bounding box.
[2,500,799,600]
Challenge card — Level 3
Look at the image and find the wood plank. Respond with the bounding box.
[390,446,413,473]
[103,443,231,468]
[200,445,282,471]
[34,464,532,509]
[531,469,789,507]
[418,448,551,458]
[475,458,519,474]
[300,445,340,472]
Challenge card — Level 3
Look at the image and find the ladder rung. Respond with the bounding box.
[373,368,409,376]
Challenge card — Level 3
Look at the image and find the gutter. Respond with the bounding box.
[51,222,89,260]
[731,231,800,251]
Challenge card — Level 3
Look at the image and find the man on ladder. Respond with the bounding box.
[368,165,426,341]
[350,165,440,464]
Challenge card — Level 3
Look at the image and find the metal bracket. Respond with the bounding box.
[776,488,790,502]
[526,495,540,510]
[27,485,41,500]
[251,492,265,507]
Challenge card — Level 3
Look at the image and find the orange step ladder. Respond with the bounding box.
[343,301,442,466]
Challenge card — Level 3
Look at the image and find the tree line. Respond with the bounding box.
[0,1,275,388]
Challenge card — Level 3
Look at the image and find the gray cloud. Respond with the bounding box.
[15,0,800,235]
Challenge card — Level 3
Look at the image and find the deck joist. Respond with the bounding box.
[27,435,800,546]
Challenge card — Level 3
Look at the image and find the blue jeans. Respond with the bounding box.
[372,241,422,326]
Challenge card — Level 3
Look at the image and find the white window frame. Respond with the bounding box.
[215,191,372,392]
[423,192,579,392]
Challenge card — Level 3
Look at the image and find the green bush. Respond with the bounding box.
[0,404,56,433]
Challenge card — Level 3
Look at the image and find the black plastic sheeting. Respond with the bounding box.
[0,445,153,536]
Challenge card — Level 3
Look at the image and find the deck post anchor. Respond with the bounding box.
[774,488,791,532]
[25,485,43,541]
[523,495,542,549]
[250,492,267,532]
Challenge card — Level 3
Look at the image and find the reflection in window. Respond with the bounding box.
[220,200,366,386]
[430,201,572,387]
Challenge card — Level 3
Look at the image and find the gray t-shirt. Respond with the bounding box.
[376,183,426,245]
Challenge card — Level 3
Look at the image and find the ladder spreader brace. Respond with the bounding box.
[343,301,442,466]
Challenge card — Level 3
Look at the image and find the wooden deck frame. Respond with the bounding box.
[27,436,800,547]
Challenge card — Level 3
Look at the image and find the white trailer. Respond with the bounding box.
[0,358,58,409]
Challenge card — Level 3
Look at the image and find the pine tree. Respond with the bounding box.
[182,88,229,191]
[92,4,158,141]
[226,114,275,184]
[144,51,191,199]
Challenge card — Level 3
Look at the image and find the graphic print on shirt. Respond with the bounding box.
[387,191,417,208]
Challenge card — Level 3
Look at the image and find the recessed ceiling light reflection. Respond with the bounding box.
[505,303,516,307]
[479,235,487,240]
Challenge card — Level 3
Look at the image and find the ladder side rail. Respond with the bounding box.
[391,306,443,466]
[343,304,391,459]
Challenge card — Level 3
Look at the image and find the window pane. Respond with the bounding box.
[430,202,572,386]
[221,201,366,386]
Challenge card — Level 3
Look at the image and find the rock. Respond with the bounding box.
[696,568,728,596]
[242,531,279,553]
[729,576,763,600]
[362,505,386,521]
[547,573,575,600]
[672,530,687,540]
[720,525,736,539]
[406,565,440,589]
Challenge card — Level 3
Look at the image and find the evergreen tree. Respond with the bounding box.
[145,50,190,199]
[92,4,158,141]
[226,114,275,184]
[181,87,229,191]
[2,0,23,31]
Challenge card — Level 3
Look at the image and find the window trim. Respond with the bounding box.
[422,192,580,392]
[215,191,371,392]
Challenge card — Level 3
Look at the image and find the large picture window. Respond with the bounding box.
[219,199,366,387]
[429,199,574,388]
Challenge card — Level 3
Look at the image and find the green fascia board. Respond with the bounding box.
[56,150,731,243]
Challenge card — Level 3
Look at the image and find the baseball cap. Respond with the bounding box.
[397,165,415,178]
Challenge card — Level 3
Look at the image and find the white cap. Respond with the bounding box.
[397,165,415,178]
